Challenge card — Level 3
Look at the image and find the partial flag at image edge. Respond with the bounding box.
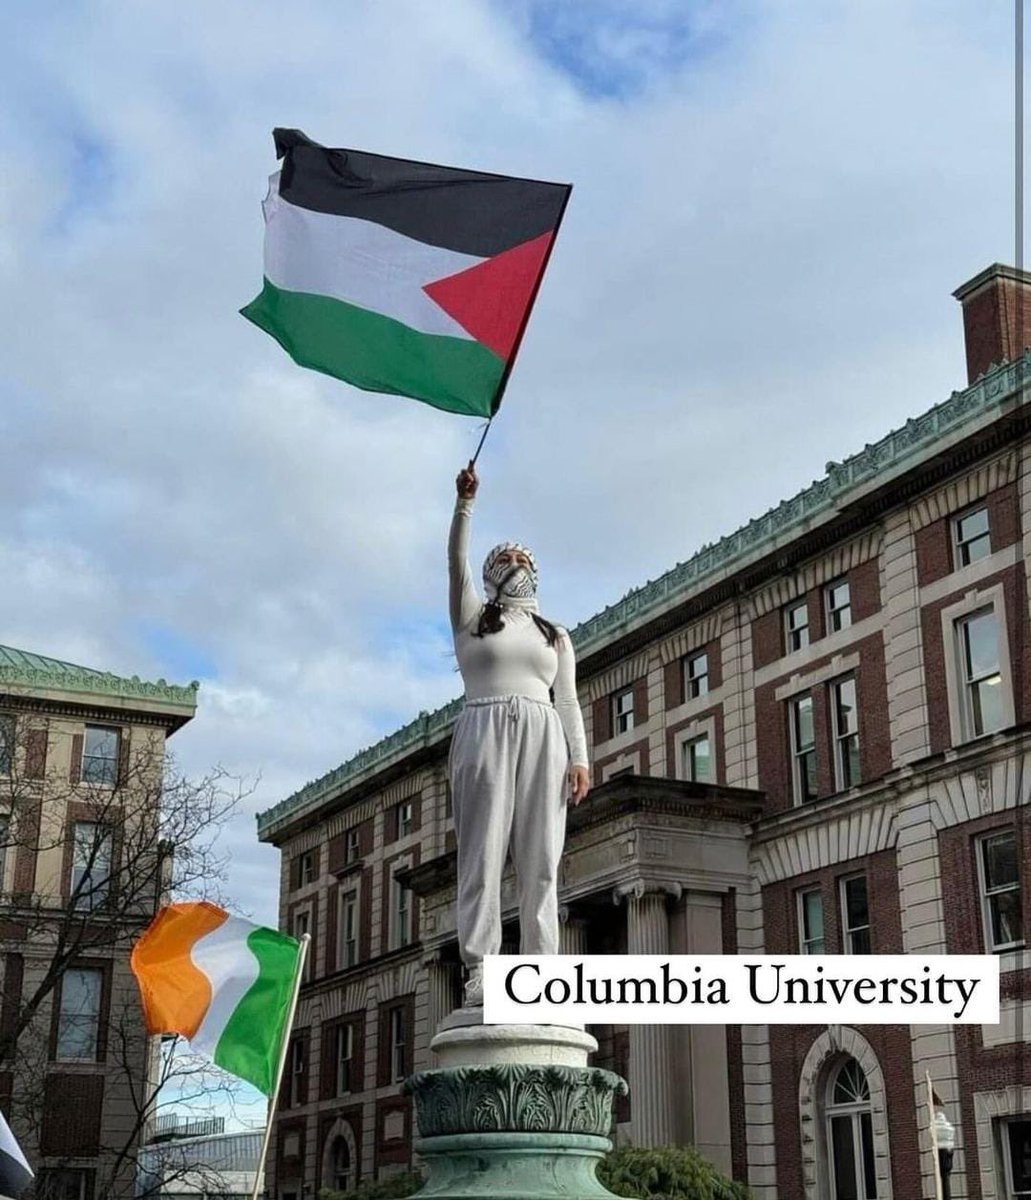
[130,900,301,1096]
[0,1109,33,1200]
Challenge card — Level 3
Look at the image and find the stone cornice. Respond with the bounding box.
[257,353,1031,840]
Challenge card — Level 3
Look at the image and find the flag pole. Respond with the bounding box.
[251,932,310,1200]
[926,1071,943,1200]
[470,419,493,467]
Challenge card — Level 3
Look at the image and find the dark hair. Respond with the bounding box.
[473,602,561,647]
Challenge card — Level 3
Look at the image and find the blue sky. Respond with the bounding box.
[2,0,1019,1128]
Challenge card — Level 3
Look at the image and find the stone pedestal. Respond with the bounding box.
[404,1011,627,1200]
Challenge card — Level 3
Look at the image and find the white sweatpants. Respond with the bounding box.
[449,695,569,967]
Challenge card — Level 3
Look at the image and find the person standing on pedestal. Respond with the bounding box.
[448,462,590,1006]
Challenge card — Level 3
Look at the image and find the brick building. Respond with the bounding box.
[0,645,197,1199]
[257,263,1031,1200]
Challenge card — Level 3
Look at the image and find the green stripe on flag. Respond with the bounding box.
[213,927,300,1095]
[241,278,505,418]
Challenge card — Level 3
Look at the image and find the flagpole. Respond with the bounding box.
[926,1071,943,1200]
[251,932,310,1200]
[470,419,493,467]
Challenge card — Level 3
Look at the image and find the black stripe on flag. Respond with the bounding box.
[273,128,571,258]
[0,1111,32,1199]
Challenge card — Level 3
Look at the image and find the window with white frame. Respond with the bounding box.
[612,688,634,735]
[785,600,810,653]
[36,1169,91,1200]
[294,909,312,980]
[825,580,852,633]
[81,725,120,786]
[390,1007,406,1081]
[288,1036,305,1106]
[978,830,1023,952]
[953,505,991,568]
[299,850,316,885]
[681,734,712,783]
[791,694,818,804]
[71,821,112,911]
[957,607,1006,738]
[329,1135,354,1193]
[840,875,871,954]
[391,869,412,949]
[0,717,12,776]
[336,1023,354,1095]
[825,1058,876,1200]
[798,887,825,954]
[397,800,413,839]
[1002,1118,1031,1198]
[832,676,861,790]
[684,651,709,700]
[56,967,103,1061]
[345,828,360,864]
[339,890,358,968]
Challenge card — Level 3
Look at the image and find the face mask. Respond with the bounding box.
[483,542,539,605]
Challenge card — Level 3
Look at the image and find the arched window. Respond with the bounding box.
[330,1135,353,1192]
[825,1057,877,1200]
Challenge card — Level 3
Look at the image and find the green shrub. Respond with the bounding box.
[597,1145,751,1200]
[319,1169,424,1200]
[320,1147,749,1200]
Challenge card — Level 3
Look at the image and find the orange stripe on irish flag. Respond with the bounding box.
[131,900,228,1038]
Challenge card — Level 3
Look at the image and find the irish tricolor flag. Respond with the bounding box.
[241,128,571,418]
[131,901,303,1095]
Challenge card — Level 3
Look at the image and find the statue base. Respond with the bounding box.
[403,1012,626,1200]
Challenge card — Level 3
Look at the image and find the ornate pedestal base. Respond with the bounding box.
[403,1014,627,1200]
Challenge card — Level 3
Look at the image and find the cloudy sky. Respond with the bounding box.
[2,0,1019,1126]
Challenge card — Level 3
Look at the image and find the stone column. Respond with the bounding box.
[425,952,457,1035]
[621,883,678,1147]
[559,907,590,955]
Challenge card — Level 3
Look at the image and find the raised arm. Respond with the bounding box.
[449,463,481,632]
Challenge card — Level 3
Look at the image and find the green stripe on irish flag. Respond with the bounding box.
[131,901,302,1096]
[240,128,572,418]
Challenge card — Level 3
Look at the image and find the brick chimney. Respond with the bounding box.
[953,263,1031,383]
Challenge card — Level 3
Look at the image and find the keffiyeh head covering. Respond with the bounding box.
[483,542,539,609]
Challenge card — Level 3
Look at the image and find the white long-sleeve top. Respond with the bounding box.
[449,498,589,767]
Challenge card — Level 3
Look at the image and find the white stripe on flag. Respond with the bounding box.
[0,1109,32,1199]
[262,174,484,340]
[190,916,261,1060]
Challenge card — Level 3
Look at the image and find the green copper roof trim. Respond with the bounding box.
[256,352,1030,838]
[0,644,199,708]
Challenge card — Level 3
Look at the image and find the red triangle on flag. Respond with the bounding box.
[423,231,554,361]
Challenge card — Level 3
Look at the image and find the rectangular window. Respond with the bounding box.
[393,872,412,948]
[825,580,852,633]
[954,506,991,568]
[81,725,120,786]
[785,600,810,653]
[798,888,825,954]
[0,717,12,776]
[397,801,413,839]
[56,967,103,1061]
[958,608,1005,737]
[390,1007,406,1082]
[1003,1119,1031,1197]
[294,910,311,980]
[36,1170,91,1200]
[832,676,861,790]
[791,694,818,804]
[840,875,871,954]
[299,851,315,885]
[71,822,113,911]
[336,1023,353,1095]
[979,831,1023,952]
[681,734,712,783]
[612,688,634,736]
[345,828,360,864]
[684,652,709,699]
[339,890,358,968]
[288,1037,305,1107]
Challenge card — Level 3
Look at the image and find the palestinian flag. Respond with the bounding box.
[241,128,571,418]
[0,1111,32,1199]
